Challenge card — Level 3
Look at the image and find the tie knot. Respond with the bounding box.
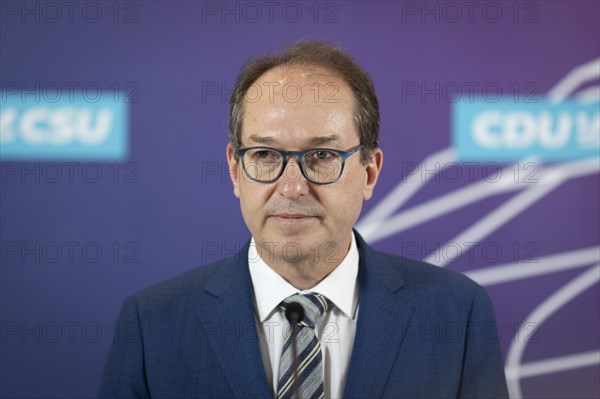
[280,293,332,328]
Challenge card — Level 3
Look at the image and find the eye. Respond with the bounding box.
[256,150,274,159]
[250,149,280,161]
[308,150,335,160]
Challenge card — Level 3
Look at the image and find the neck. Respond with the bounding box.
[255,234,352,290]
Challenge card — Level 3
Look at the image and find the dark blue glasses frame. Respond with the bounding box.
[235,144,363,184]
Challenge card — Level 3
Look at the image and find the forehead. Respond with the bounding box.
[256,63,351,90]
[253,64,355,106]
[241,64,357,146]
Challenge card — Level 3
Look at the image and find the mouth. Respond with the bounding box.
[271,214,316,223]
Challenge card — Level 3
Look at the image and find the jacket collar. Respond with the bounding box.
[343,231,416,398]
[197,244,271,398]
[198,230,414,398]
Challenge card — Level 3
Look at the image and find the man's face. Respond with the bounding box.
[226,65,382,263]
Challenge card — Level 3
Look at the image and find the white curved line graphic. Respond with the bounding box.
[356,147,455,238]
[358,157,599,244]
[465,246,600,286]
[505,264,600,398]
[425,179,561,267]
[548,57,600,102]
[575,85,600,103]
[507,350,600,380]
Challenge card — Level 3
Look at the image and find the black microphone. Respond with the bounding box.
[285,302,304,399]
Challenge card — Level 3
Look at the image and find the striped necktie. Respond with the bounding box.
[276,293,332,399]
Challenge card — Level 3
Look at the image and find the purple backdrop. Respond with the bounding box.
[1,1,599,398]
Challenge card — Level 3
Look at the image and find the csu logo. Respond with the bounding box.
[0,92,128,160]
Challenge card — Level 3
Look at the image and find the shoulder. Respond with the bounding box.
[367,248,488,310]
[355,230,480,296]
[369,249,497,323]
[380,251,478,290]
[123,257,233,313]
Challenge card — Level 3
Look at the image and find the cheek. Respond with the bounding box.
[340,166,367,196]
[339,172,367,216]
[239,193,261,232]
[322,179,365,220]
[238,181,270,216]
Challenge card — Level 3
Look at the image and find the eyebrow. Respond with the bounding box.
[246,134,343,147]
[309,135,342,146]
[247,135,277,145]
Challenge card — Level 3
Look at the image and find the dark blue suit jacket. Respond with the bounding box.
[99,232,508,398]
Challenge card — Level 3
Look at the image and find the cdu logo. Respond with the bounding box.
[452,58,600,162]
[0,90,128,160]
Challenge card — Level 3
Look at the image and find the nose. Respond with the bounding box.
[277,158,309,199]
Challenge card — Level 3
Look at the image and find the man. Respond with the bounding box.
[99,41,508,398]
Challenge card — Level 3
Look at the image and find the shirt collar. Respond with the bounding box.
[248,232,360,323]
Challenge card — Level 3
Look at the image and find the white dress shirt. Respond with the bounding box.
[248,232,360,399]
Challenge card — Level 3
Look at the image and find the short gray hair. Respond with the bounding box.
[228,40,380,164]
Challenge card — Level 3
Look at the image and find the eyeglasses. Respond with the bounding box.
[235,144,363,185]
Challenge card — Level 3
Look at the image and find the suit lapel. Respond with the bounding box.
[194,233,414,398]
[196,242,271,399]
[343,232,416,398]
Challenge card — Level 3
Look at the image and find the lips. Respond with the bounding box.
[271,213,317,224]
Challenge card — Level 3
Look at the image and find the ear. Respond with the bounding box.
[226,143,241,198]
[363,148,383,201]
